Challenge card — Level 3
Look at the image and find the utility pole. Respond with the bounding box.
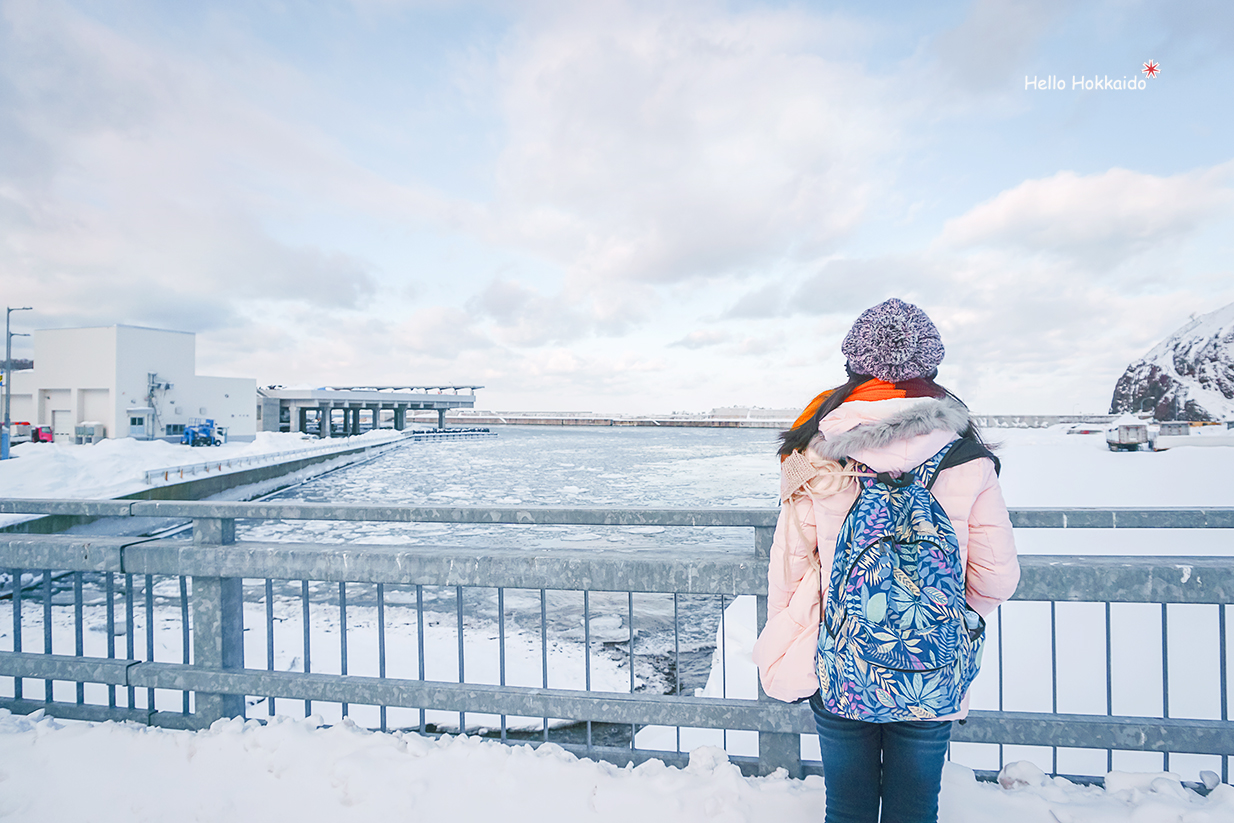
[2,306,34,460]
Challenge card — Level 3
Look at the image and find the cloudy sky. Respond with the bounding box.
[2,0,1231,415]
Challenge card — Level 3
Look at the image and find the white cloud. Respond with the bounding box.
[937,165,1233,266]
[0,0,442,331]
[480,2,900,286]
[465,274,658,344]
[932,0,1068,93]
[670,329,729,349]
[395,307,496,359]
[873,248,1234,414]
[3,0,1231,418]
[465,278,585,346]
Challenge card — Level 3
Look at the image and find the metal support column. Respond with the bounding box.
[437,407,447,430]
[317,404,330,438]
[368,404,380,432]
[3,306,34,460]
[297,406,308,435]
[190,517,245,726]
[394,405,406,431]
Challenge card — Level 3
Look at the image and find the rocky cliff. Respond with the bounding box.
[1110,301,1234,421]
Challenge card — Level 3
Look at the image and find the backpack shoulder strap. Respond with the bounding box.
[925,436,1001,491]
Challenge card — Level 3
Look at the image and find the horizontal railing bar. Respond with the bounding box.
[548,743,762,776]
[0,697,148,725]
[2,538,1231,603]
[0,698,203,730]
[557,744,695,770]
[6,498,1234,528]
[129,501,780,527]
[1011,556,1234,604]
[121,540,763,594]
[1009,508,1234,529]
[0,651,133,684]
[5,653,1227,756]
[127,663,810,732]
[957,710,1234,756]
[0,537,127,573]
[386,733,761,774]
[0,500,135,517]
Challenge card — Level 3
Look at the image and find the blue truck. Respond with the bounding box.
[181,418,226,447]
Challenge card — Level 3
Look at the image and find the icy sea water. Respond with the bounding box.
[242,426,784,736]
[247,424,780,544]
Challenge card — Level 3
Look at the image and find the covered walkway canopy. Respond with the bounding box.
[258,385,481,436]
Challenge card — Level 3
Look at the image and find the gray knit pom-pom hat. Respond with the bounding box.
[841,298,944,382]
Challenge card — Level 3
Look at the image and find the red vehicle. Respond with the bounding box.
[32,426,53,443]
[7,422,47,444]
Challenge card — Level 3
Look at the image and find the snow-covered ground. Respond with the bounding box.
[0,428,404,500]
[0,429,405,528]
[2,424,1233,822]
[2,710,1230,823]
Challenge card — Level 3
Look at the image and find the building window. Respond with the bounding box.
[130,416,144,427]
[165,424,185,436]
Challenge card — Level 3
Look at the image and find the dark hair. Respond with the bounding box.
[777,371,989,458]
[778,370,871,457]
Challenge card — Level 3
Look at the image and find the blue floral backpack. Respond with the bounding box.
[816,440,987,722]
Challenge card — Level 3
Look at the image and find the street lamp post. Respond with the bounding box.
[2,306,34,460]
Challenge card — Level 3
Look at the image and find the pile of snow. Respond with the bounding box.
[1111,301,1234,421]
[0,429,405,526]
[1,711,1230,823]
[1106,413,1146,428]
[992,426,1234,510]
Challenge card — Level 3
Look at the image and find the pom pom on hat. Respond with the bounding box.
[841,298,944,382]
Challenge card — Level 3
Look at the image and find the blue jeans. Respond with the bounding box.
[809,691,953,823]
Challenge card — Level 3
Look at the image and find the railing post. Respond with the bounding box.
[753,523,800,777]
[754,525,774,633]
[191,517,244,725]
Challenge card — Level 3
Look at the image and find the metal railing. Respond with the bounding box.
[141,429,493,485]
[142,434,409,485]
[402,428,496,442]
[0,499,1231,781]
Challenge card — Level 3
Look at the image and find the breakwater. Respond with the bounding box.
[411,411,1119,429]
[411,412,789,428]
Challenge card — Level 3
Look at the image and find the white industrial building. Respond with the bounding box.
[9,325,256,443]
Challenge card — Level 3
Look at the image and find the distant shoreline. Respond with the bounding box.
[407,411,1121,430]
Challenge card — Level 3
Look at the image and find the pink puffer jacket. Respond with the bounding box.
[751,395,1020,714]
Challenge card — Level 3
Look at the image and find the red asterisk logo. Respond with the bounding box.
[1142,60,1160,78]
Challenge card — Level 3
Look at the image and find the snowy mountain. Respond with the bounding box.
[1110,301,1234,421]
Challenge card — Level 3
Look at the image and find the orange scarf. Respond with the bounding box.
[790,378,943,429]
[782,378,944,462]
[789,378,910,429]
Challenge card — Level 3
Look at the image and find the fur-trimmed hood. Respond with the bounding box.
[808,395,970,471]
